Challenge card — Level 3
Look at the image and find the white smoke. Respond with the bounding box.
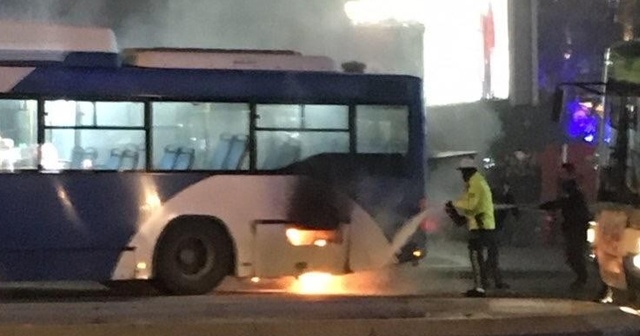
[0,0,109,26]
[112,0,424,77]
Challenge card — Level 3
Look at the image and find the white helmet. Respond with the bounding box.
[457,157,476,169]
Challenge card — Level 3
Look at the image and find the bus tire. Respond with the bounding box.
[154,221,232,295]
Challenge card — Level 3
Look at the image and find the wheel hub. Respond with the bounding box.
[175,237,214,276]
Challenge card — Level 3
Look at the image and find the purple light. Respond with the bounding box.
[565,98,599,143]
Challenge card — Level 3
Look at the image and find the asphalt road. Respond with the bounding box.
[0,290,639,336]
[0,239,638,335]
[0,238,606,301]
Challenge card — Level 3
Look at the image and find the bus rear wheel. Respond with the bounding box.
[155,222,232,295]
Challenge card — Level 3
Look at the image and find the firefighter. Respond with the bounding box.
[447,157,508,298]
[539,163,590,290]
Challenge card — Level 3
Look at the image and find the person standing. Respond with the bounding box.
[447,158,508,297]
[493,182,520,245]
[539,163,590,290]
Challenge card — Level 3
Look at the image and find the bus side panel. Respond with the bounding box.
[0,171,417,283]
[0,173,208,281]
[116,175,393,280]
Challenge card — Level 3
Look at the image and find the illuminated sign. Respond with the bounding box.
[345,0,510,106]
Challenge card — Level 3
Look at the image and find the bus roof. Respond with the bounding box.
[0,20,118,63]
[123,48,337,72]
[0,20,336,71]
[3,66,422,104]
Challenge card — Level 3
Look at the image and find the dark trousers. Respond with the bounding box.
[563,228,588,284]
[468,229,503,289]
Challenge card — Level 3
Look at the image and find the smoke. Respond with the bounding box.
[426,101,503,197]
[0,0,110,26]
[113,0,423,77]
[0,1,423,77]
[0,0,423,76]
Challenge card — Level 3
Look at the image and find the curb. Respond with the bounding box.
[2,310,639,336]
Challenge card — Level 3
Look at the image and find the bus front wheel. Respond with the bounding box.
[155,222,232,295]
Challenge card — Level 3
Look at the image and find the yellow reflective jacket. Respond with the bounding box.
[454,172,495,231]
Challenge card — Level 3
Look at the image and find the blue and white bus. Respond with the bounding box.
[0,21,426,295]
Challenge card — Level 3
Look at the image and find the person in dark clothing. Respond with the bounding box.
[539,176,591,289]
[493,182,519,244]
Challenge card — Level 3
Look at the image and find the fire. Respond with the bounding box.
[285,228,337,246]
[289,272,347,295]
[268,269,410,296]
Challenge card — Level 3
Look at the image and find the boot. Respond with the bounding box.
[465,288,486,298]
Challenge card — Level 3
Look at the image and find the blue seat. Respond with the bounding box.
[133,144,145,169]
[159,145,180,170]
[174,147,195,170]
[223,136,247,170]
[105,148,123,170]
[120,148,139,171]
[84,147,98,162]
[209,134,234,170]
[69,146,85,169]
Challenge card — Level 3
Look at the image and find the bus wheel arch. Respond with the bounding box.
[152,215,236,295]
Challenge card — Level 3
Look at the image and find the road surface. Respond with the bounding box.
[0,239,638,335]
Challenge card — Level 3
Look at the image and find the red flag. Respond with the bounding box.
[482,4,495,60]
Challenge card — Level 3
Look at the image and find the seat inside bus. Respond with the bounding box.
[120,148,139,170]
[101,146,140,170]
[209,134,247,170]
[223,135,247,170]
[69,146,99,169]
[159,145,181,170]
[174,147,195,170]
[70,146,85,169]
[105,148,123,170]
[209,133,234,170]
[63,134,248,171]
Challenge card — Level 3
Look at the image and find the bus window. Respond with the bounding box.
[256,104,349,170]
[151,102,250,170]
[0,99,37,171]
[257,104,348,129]
[44,100,145,170]
[356,105,409,154]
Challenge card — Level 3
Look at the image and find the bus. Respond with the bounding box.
[0,22,426,295]
[554,39,640,300]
